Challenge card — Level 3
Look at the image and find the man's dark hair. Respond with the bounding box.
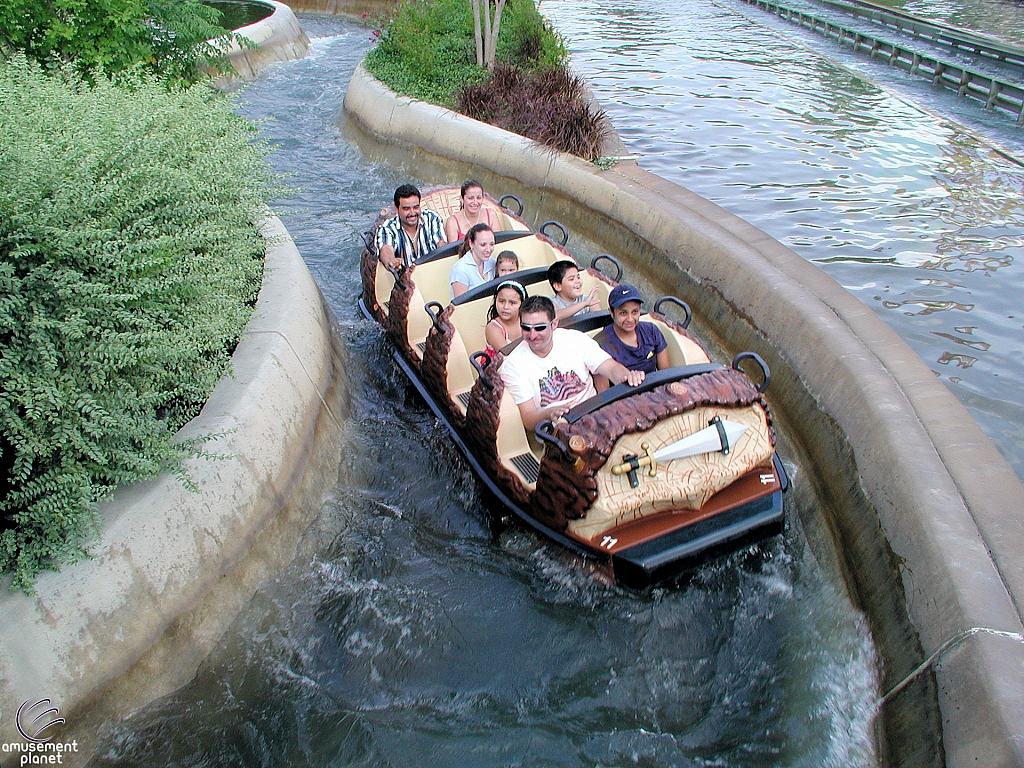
[394,184,421,208]
[520,295,555,321]
[547,260,578,288]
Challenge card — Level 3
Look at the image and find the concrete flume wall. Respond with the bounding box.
[0,217,344,766]
[342,63,1024,766]
[218,0,310,82]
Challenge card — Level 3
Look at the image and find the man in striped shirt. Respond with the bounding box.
[376,184,448,271]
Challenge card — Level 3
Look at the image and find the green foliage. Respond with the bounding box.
[0,56,284,591]
[0,0,240,84]
[366,0,603,158]
[494,0,566,69]
[366,0,566,107]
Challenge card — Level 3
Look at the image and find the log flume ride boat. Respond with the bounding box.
[358,187,789,587]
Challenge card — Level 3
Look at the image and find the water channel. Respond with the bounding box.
[87,14,891,768]
[541,0,1024,483]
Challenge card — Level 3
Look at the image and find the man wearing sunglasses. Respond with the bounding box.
[501,296,645,431]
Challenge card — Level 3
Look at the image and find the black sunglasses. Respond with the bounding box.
[520,322,551,333]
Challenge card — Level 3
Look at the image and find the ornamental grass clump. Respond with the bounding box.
[0,56,284,591]
[458,63,609,161]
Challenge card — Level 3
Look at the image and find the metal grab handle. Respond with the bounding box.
[590,253,623,282]
[732,351,771,393]
[499,194,524,216]
[470,350,490,377]
[534,419,570,456]
[653,295,692,329]
[424,301,446,333]
[539,220,569,246]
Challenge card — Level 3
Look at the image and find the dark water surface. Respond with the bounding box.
[542,0,1024,482]
[89,16,880,768]
[204,0,274,30]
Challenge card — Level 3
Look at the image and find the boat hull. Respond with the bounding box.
[359,295,786,587]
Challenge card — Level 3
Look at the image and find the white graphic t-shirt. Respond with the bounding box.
[501,328,611,410]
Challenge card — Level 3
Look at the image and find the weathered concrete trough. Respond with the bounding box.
[342,62,1024,767]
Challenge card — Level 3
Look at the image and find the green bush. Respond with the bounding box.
[493,0,566,69]
[365,0,567,108]
[0,56,284,591]
[364,0,610,159]
[0,0,239,84]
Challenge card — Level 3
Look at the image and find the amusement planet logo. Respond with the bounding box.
[1,699,79,765]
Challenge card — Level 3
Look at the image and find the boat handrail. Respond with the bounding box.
[414,230,534,266]
[498,194,524,216]
[732,351,771,393]
[560,310,612,334]
[590,253,623,282]
[653,296,693,329]
[538,220,569,246]
[562,364,729,425]
[451,266,550,305]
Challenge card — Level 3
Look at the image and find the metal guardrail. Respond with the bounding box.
[817,0,1024,73]
[742,0,1024,124]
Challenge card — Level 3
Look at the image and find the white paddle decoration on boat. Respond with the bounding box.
[610,415,749,488]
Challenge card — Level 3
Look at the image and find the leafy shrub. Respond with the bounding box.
[365,0,607,159]
[365,0,481,107]
[0,56,284,591]
[365,0,567,108]
[493,0,566,69]
[0,0,241,84]
[458,63,609,160]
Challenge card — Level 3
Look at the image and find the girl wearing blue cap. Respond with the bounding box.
[596,284,669,381]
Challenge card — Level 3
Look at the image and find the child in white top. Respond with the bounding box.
[484,280,526,360]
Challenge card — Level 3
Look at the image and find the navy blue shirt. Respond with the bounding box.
[596,321,667,373]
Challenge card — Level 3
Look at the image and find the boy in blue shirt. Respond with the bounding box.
[596,285,669,384]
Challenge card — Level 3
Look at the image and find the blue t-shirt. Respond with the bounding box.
[596,321,667,373]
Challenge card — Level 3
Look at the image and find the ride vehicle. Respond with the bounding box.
[358,186,788,587]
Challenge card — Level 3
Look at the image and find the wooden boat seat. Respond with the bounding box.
[423,189,530,233]
[649,317,712,366]
[410,255,460,309]
[450,278,559,355]
[375,260,395,318]
[445,327,476,416]
[403,257,460,358]
[494,234,562,271]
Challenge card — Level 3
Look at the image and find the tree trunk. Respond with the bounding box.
[484,0,506,70]
[471,0,484,67]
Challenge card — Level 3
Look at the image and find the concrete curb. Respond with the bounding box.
[218,0,310,82]
[343,63,1024,766]
[280,0,396,19]
[0,217,340,763]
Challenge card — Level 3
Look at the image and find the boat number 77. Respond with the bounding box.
[759,473,774,485]
[600,536,618,550]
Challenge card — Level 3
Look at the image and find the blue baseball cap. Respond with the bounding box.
[608,283,644,309]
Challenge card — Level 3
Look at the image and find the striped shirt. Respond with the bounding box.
[375,209,446,268]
